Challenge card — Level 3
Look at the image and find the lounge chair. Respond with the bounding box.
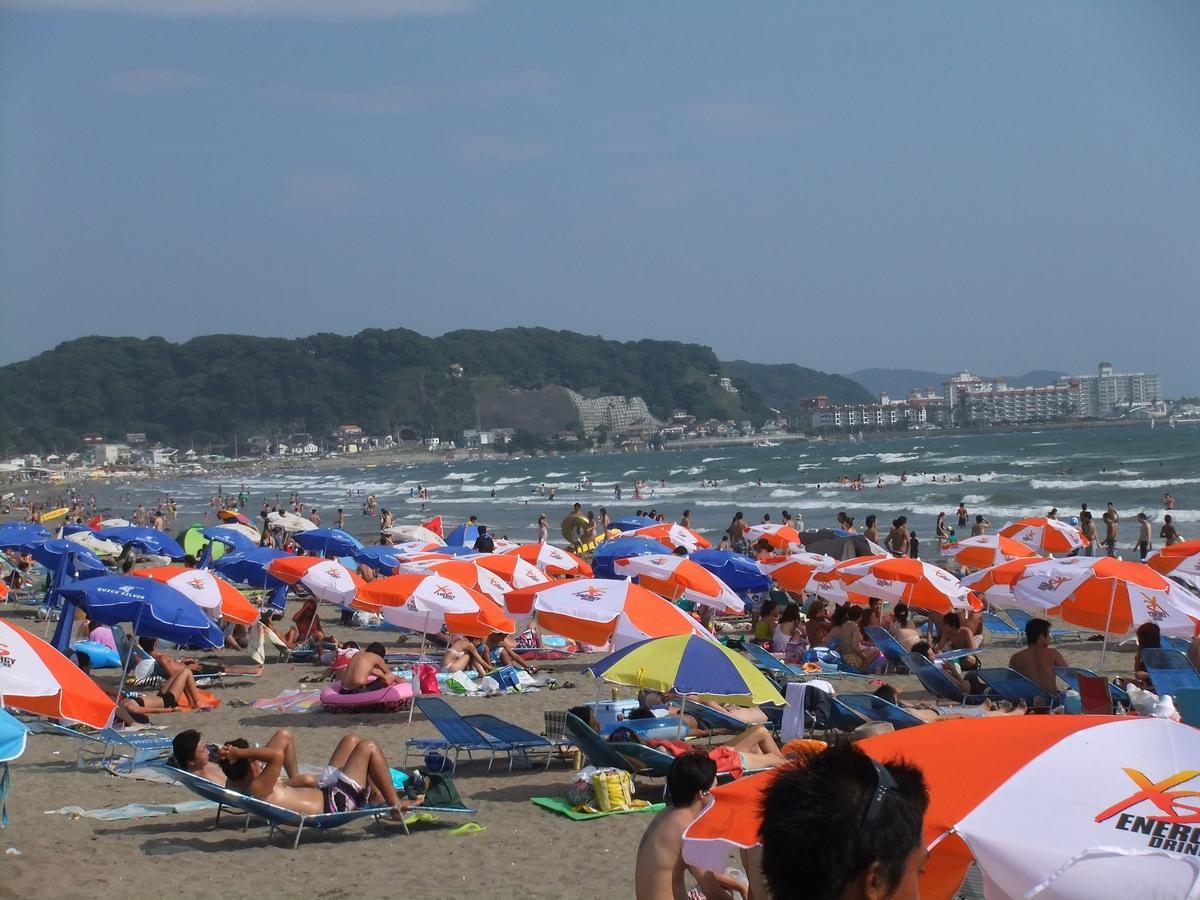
[564,713,675,779]
[902,653,988,705]
[973,667,1059,708]
[981,612,1023,644]
[1054,666,1130,709]
[1174,688,1200,728]
[460,713,553,770]
[29,720,174,772]
[1139,648,1200,699]
[743,641,871,680]
[403,697,509,772]
[864,626,976,672]
[162,765,477,849]
[1003,608,1079,642]
[837,693,925,730]
[543,710,577,759]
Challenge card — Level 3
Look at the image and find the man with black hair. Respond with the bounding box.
[338,641,399,693]
[760,742,929,900]
[472,524,495,553]
[1008,617,1066,698]
[634,751,746,900]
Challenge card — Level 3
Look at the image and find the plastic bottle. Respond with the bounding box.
[1064,688,1082,715]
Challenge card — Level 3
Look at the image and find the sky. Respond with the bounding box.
[2,1,1199,393]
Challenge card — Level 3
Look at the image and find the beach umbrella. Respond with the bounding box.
[1009,558,1200,667]
[56,576,224,649]
[682,717,1200,900]
[689,549,772,594]
[133,566,259,625]
[0,522,50,549]
[401,558,515,604]
[0,709,28,763]
[611,515,658,532]
[0,619,116,729]
[205,522,260,545]
[424,544,482,558]
[591,536,669,579]
[352,545,412,575]
[808,555,884,606]
[445,523,482,547]
[504,543,594,578]
[941,534,1038,570]
[613,554,744,613]
[999,517,1087,555]
[471,553,550,589]
[266,511,317,533]
[837,557,982,614]
[504,579,712,649]
[212,547,290,589]
[798,529,889,559]
[744,523,803,551]
[1146,539,1200,579]
[94,526,185,559]
[97,518,130,529]
[266,556,364,606]
[757,552,837,594]
[383,524,445,546]
[351,574,515,637]
[588,634,784,706]
[958,557,1052,606]
[26,538,108,578]
[217,508,251,526]
[62,530,122,559]
[291,527,364,557]
[631,522,712,552]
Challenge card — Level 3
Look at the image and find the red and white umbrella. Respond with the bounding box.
[837,557,981,614]
[757,552,837,594]
[352,573,514,637]
[400,557,515,604]
[631,522,712,552]
[1146,539,1200,579]
[942,534,1038,570]
[0,619,116,729]
[266,556,365,605]
[958,557,1051,606]
[999,517,1087,555]
[613,554,744,614]
[810,555,885,606]
[744,523,803,551]
[134,566,259,625]
[503,543,593,578]
[504,579,712,649]
[472,553,550,589]
[684,717,1200,900]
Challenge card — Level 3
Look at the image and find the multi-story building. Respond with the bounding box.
[564,389,659,435]
[945,371,1081,424]
[1063,362,1161,417]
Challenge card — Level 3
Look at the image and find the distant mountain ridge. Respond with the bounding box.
[723,360,874,408]
[850,367,1069,399]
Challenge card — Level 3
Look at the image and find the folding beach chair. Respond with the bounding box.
[902,653,988,705]
[864,626,976,673]
[974,668,1059,709]
[30,720,174,772]
[743,641,871,680]
[403,697,509,772]
[461,713,554,770]
[1003,608,1080,642]
[563,713,675,779]
[1139,648,1200,699]
[837,693,925,729]
[981,612,1023,645]
[1055,667,1129,711]
[543,710,577,759]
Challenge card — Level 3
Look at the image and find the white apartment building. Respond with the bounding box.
[1062,362,1161,417]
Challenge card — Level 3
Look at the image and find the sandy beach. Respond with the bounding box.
[0,600,1143,900]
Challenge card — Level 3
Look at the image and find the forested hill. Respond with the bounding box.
[0,329,872,452]
[723,360,874,407]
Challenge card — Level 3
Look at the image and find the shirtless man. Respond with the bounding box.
[1008,618,1066,698]
[171,727,312,787]
[216,732,410,824]
[937,612,978,667]
[634,752,746,900]
[339,642,399,693]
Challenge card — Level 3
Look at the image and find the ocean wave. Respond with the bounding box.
[493,476,530,485]
[701,457,731,463]
[443,472,479,481]
[959,494,989,505]
[737,468,757,473]
[1030,477,1200,490]
[543,471,569,478]
[796,463,821,471]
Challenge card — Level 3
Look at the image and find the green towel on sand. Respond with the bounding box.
[531,797,665,821]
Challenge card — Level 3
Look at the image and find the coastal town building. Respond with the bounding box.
[1063,362,1161,417]
[944,372,1082,425]
[564,389,660,436]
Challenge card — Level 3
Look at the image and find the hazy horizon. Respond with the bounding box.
[3,2,1198,391]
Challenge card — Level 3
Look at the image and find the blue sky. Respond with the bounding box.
[3,1,1198,392]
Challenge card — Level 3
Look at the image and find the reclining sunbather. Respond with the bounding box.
[630,690,768,731]
[872,684,1026,721]
[172,727,313,787]
[119,667,207,724]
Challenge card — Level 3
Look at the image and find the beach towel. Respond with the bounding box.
[531,797,664,821]
[251,688,322,713]
[46,800,217,821]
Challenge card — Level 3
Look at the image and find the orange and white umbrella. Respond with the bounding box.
[503,543,593,578]
[1146,539,1200,579]
[1009,557,1200,640]
[958,556,1051,605]
[134,566,259,625]
[613,554,744,614]
[684,717,1200,900]
[837,557,982,614]
[352,573,514,637]
[942,534,1038,570]
[809,555,881,605]
[757,552,837,594]
[0,619,116,729]
[504,579,712,649]
[744,523,803,551]
[399,558,515,604]
[631,522,712,552]
[472,553,550,589]
[999,517,1087,555]
[266,556,365,606]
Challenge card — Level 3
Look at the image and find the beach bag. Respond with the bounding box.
[443,671,476,695]
[492,665,519,691]
[591,768,635,812]
[416,663,440,696]
[422,771,464,809]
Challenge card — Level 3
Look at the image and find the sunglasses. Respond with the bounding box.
[859,756,898,830]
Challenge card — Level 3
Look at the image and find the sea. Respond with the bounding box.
[115,423,1199,548]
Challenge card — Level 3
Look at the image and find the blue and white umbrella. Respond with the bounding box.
[291,528,364,557]
[212,547,290,589]
[95,526,185,559]
[57,576,224,648]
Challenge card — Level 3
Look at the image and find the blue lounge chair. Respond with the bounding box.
[460,713,553,771]
[1003,608,1078,642]
[1054,666,1130,708]
[1175,688,1200,728]
[974,668,1059,708]
[743,641,871,680]
[837,693,925,729]
[29,720,174,772]
[564,713,675,778]
[902,653,987,705]
[404,697,509,772]
[1139,648,1200,699]
[981,612,1023,644]
[864,626,976,672]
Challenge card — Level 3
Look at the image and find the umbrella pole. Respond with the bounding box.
[677,696,686,741]
[1098,579,1118,675]
[112,605,144,708]
[408,611,430,725]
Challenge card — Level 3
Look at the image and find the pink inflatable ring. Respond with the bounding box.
[320,680,414,714]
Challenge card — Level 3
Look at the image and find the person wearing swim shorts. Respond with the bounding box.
[339,642,399,694]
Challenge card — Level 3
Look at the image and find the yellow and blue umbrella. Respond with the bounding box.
[586,634,785,706]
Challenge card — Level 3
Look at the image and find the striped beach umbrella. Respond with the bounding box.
[745,523,803,551]
[613,554,744,613]
[472,553,550,589]
[0,619,116,729]
[837,557,981,614]
[942,534,1038,570]
[504,543,593,578]
[999,518,1087,555]
[631,522,712,552]
[758,552,837,594]
[134,565,259,625]
[958,557,1051,606]
[266,556,365,606]
[1146,539,1200,579]
[352,573,514,637]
